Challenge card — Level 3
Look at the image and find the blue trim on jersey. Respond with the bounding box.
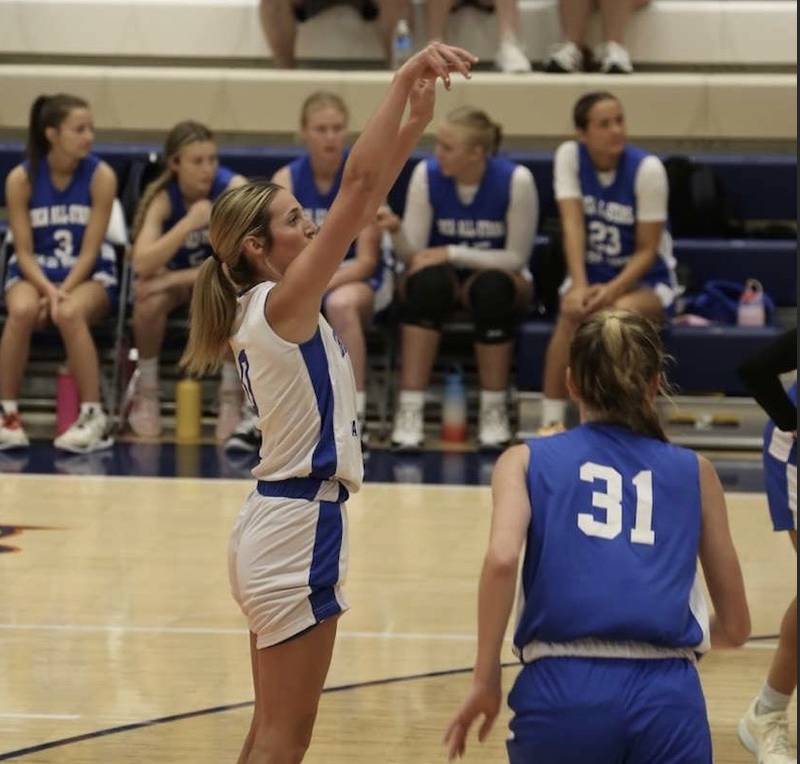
[516,423,704,652]
[257,477,349,503]
[308,499,344,622]
[163,165,235,270]
[299,328,338,480]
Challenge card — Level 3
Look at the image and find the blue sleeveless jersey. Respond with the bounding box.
[515,423,707,654]
[289,151,356,261]
[6,154,117,294]
[164,165,235,270]
[426,156,514,251]
[578,144,673,286]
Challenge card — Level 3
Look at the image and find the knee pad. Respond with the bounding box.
[401,265,456,330]
[468,270,518,344]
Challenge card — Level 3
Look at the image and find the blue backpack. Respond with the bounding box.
[683,279,775,325]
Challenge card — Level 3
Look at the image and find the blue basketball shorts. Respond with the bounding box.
[506,657,712,764]
[763,424,797,532]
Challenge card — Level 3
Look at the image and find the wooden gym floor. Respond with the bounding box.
[0,472,796,762]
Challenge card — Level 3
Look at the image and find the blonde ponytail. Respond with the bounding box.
[569,309,670,442]
[180,180,281,375]
[180,257,239,376]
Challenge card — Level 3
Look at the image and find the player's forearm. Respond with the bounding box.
[607,248,657,297]
[133,220,193,277]
[473,554,517,682]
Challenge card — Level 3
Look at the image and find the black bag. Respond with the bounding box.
[663,156,733,238]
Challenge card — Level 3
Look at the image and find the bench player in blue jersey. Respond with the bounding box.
[539,91,678,434]
[181,43,476,763]
[124,121,246,442]
[271,92,390,450]
[0,94,118,453]
[378,106,538,450]
[738,328,797,764]
[446,309,750,764]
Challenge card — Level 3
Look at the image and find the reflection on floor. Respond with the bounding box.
[0,440,767,491]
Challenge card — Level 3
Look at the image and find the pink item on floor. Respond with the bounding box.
[56,366,80,436]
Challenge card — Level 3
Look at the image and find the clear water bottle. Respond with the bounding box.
[737,278,766,327]
[441,367,467,443]
[391,19,413,70]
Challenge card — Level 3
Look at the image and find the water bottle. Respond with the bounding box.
[737,278,766,327]
[55,365,80,435]
[175,377,202,442]
[441,368,467,443]
[391,19,413,70]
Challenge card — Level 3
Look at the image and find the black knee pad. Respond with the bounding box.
[401,265,457,330]
[468,270,519,344]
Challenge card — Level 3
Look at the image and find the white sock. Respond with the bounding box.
[355,391,367,418]
[1,400,18,414]
[541,398,567,426]
[756,683,792,715]
[398,390,424,410]
[220,362,240,391]
[480,389,506,410]
[138,356,159,387]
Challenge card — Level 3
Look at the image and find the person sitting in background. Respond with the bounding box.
[426,0,532,73]
[270,91,390,449]
[539,91,676,435]
[125,121,247,441]
[0,93,117,453]
[259,0,411,68]
[544,0,650,74]
[737,328,797,764]
[377,106,538,450]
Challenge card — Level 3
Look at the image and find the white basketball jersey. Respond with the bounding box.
[229,281,363,493]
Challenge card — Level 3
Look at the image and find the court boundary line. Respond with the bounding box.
[0,635,782,760]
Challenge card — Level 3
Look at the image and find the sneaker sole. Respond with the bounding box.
[0,440,29,451]
[54,436,115,454]
[736,717,758,756]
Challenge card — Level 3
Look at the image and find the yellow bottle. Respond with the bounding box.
[175,377,202,442]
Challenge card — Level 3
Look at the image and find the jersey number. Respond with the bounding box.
[578,462,655,545]
[53,229,74,262]
[587,221,621,259]
[237,349,259,417]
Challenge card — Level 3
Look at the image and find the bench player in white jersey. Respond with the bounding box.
[446,310,750,763]
[181,42,476,763]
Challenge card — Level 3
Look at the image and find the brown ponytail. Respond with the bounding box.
[26,93,89,180]
[569,309,670,441]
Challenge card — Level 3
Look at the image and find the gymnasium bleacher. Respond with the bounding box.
[0,0,796,449]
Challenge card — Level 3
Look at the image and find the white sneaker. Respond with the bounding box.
[478,401,511,449]
[215,388,242,442]
[0,407,29,450]
[738,698,797,764]
[124,370,162,438]
[543,41,583,73]
[54,407,113,453]
[597,41,633,74]
[391,403,424,450]
[495,38,531,73]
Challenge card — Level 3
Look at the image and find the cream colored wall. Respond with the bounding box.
[0,66,795,141]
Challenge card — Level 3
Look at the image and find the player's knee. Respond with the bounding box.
[401,265,456,330]
[52,300,85,329]
[7,296,40,326]
[468,269,518,344]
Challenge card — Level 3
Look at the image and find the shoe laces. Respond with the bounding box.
[481,402,508,429]
[761,712,792,754]
[396,405,422,432]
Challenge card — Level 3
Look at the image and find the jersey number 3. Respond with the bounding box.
[578,462,655,546]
